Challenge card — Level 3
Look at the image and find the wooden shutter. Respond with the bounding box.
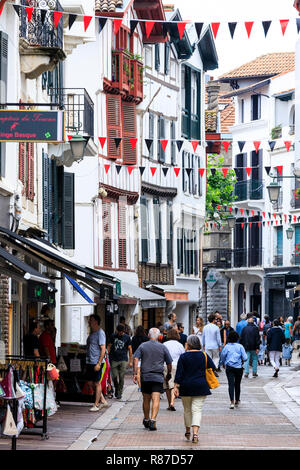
[140,196,149,262]
[177,227,183,273]
[62,172,75,249]
[107,94,122,159]
[167,200,173,264]
[118,200,127,268]
[122,101,137,164]
[149,112,154,159]
[103,201,112,267]
[158,116,165,163]
[153,198,161,264]
[155,44,160,71]
[0,32,8,178]
[42,151,49,234]
[18,143,26,186]
[164,42,170,75]
[171,121,176,165]
[26,143,35,201]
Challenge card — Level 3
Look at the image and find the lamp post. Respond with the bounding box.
[286,226,294,240]
[267,181,281,204]
[69,133,90,161]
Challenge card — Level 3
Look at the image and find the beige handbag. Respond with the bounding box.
[3,404,18,436]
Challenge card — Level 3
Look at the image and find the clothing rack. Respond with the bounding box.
[1,355,49,450]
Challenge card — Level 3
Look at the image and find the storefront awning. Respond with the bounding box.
[0,245,50,284]
[149,285,189,302]
[0,226,118,294]
[64,275,94,304]
[120,282,166,309]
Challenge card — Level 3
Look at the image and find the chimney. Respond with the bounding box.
[206,80,220,111]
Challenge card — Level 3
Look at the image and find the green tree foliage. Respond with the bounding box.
[206,154,237,222]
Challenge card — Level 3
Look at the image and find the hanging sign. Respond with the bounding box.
[0,110,65,143]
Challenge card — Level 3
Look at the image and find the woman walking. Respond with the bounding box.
[174,335,216,444]
[284,317,293,341]
[192,316,204,345]
[163,328,185,411]
[220,331,247,409]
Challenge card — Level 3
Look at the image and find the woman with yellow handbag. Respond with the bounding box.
[174,335,217,444]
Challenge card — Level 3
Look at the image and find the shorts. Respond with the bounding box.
[163,364,177,389]
[85,363,103,383]
[141,381,164,395]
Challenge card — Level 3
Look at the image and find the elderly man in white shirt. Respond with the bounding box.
[202,313,222,368]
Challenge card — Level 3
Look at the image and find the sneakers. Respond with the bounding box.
[143,418,150,429]
[229,403,235,409]
[149,420,157,431]
[244,373,249,378]
[253,373,258,377]
[235,401,240,407]
[89,405,101,412]
[273,369,279,378]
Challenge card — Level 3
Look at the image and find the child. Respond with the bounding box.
[282,338,293,366]
[258,341,266,366]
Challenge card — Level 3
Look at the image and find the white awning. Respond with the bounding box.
[121,282,166,309]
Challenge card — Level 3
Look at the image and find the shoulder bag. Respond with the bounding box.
[204,352,219,389]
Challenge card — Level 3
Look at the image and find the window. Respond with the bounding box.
[167,201,173,264]
[275,226,283,266]
[170,121,176,165]
[170,58,177,80]
[155,44,160,72]
[0,31,8,178]
[240,99,244,123]
[177,228,199,276]
[181,65,201,139]
[251,94,261,121]
[153,198,161,264]
[103,201,112,267]
[164,42,170,75]
[149,112,154,158]
[118,200,127,268]
[140,196,149,262]
[19,143,35,201]
[157,116,165,163]
[145,46,152,69]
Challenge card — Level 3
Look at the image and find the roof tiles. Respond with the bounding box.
[95,0,123,12]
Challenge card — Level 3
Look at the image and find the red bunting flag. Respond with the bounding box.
[127,166,134,175]
[249,222,252,228]
[262,211,266,218]
[222,168,229,177]
[129,138,138,150]
[67,135,73,141]
[284,141,292,152]
[228,206,232,212]
[84,16,93,32]
[267,221,270,226]
[160,140,168,152]
[54,11,63,29]
[191,140,199,152]
[280,19,289,35]
[245,21,254,38]
[104,164,110,174]
[150,167,157,176]
[253,141,261,152]
[251,210,255,217]
[258,222,261,228]
[217,205,221,211]
[294,215,297,223]
[214,223,217,228]
[276,220,278,225]
[276,165,283,175]
[114,18,123,35]
[211,22,220,39]
[246,167,252,177]
[240,208,244,216]
[177,22,187,40]
[99,137,106,149]
[273,213,277,220]
[0,4,4,16]
[284,214,287,224]
[26,6,33,23]
[146,21,155,38]
[199,168,205,177]
[222,141,231,153]
[174,168,181,177]
[241,222,244,229]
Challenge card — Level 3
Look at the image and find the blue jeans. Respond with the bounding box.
[244,351,258,374]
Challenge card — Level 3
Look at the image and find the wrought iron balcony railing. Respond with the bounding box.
[234,179,263,202]
[111,50,143,100]
[203,248,232,269]
[233,247,263,268]
[273,255,283,266]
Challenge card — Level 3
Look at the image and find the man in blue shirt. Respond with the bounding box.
[235,313,247,337]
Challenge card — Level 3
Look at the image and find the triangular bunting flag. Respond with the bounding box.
[176,140,184,152]
[249,222,252,228]
[127,166,134,175]
[129,138,138,150]
[99,137,106,149]
[162,167,169,177]
[238,141,246,152]
[145,139,153,152]
[185,168,192,177]
[191,140,199,152]
[245,21,254,38]
[284,141,292,152]
[160,140,168,152]
[262,20,271,37]
[26,6,33,23]
[84,16,93,32]
[116,165,122,174]
[241,223,244,229]
[273,213,277,219]
[253,141,261,153]
[265,166,271,175]
[210,168,216,177]
[228,22,237,38]
[297,18,300,34]
[195,22,204,39]
[251,210,255,217]
[222,141,231,153]
[67,135,73,141]
[211,22,220,39]
[177,22,187,40]
[139,166,145,176]
[280,19,289,36]
[276,165,283,175]
[130,20,139,36]
[240,209,244,216]
[258,222,261,228]
[267,221,270,226]
[268,140,276,152]
[69,14,77,30]
[199,168,205,177]
[294,215,297,223]
[222,168,229,177]
[246,167,252,177]
[174,168,181,177]
[40,9,47,25]
[150,167,157,176]
[12,5,21,16]
[284,214,287,224]
[99,18,107,33]
[228,206,232,212]
[145,21,155,39]
[104,164,110,174]
[54,11,63,30]
[114,137,122,149]
[114,18,123,35]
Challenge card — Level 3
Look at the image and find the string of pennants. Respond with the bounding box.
[206,213,300,231]
[5,3,300,39]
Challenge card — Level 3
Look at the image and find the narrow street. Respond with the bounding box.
[2,356,300,451]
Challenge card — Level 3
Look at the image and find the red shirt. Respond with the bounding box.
[39,331,56,364]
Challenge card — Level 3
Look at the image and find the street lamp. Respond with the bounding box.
[69,133,90,161]
[286,226,294,240]
[267,181,281,204]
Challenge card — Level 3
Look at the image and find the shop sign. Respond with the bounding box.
[205,270,218,289]
[27,281,48,303]
[285,275,299,289]
[0,110,65,143]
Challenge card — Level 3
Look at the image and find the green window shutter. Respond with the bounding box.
[140,196,149,262]
[158,116,165,163]
[153,198,161,264]
[149,112,154,159]
[42,151,49,235]
[167,200,173,264]
[155,44,160,72]
[62,172,75,249]
[164,42,170,75]
[171,121,176,165]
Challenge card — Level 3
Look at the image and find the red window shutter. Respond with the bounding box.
[118,201,127,268]
[106,94,122,159]
[18,143,26,186]
[102,201,112,267]
[122,101,137,164]
[26,142,34,201]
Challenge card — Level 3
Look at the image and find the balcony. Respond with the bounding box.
[203,248,232,269]
[234,180,263,202]
[273,255,283,267]
[290,187,300,209]
[233,248,263,268]
[106,50,143,103]
[17,0,66,79]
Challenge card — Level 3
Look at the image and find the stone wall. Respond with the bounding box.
[201,269,229,322]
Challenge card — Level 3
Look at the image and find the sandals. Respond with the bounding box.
[167,405,176,411]
[192,434,198,443]
[185,432,191,441]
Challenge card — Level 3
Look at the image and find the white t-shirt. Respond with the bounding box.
[163,340,185,365]
[193,326,203,343]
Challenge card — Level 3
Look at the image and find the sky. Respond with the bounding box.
[174,0,299,77]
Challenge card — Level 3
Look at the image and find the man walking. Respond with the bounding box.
[235,313,248,338]
[267,319,286,377]
[107,324,133,399]
[239,314,260,378]
[202,313,222,368]
[133,328,172,431]
[86,314,108,412]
